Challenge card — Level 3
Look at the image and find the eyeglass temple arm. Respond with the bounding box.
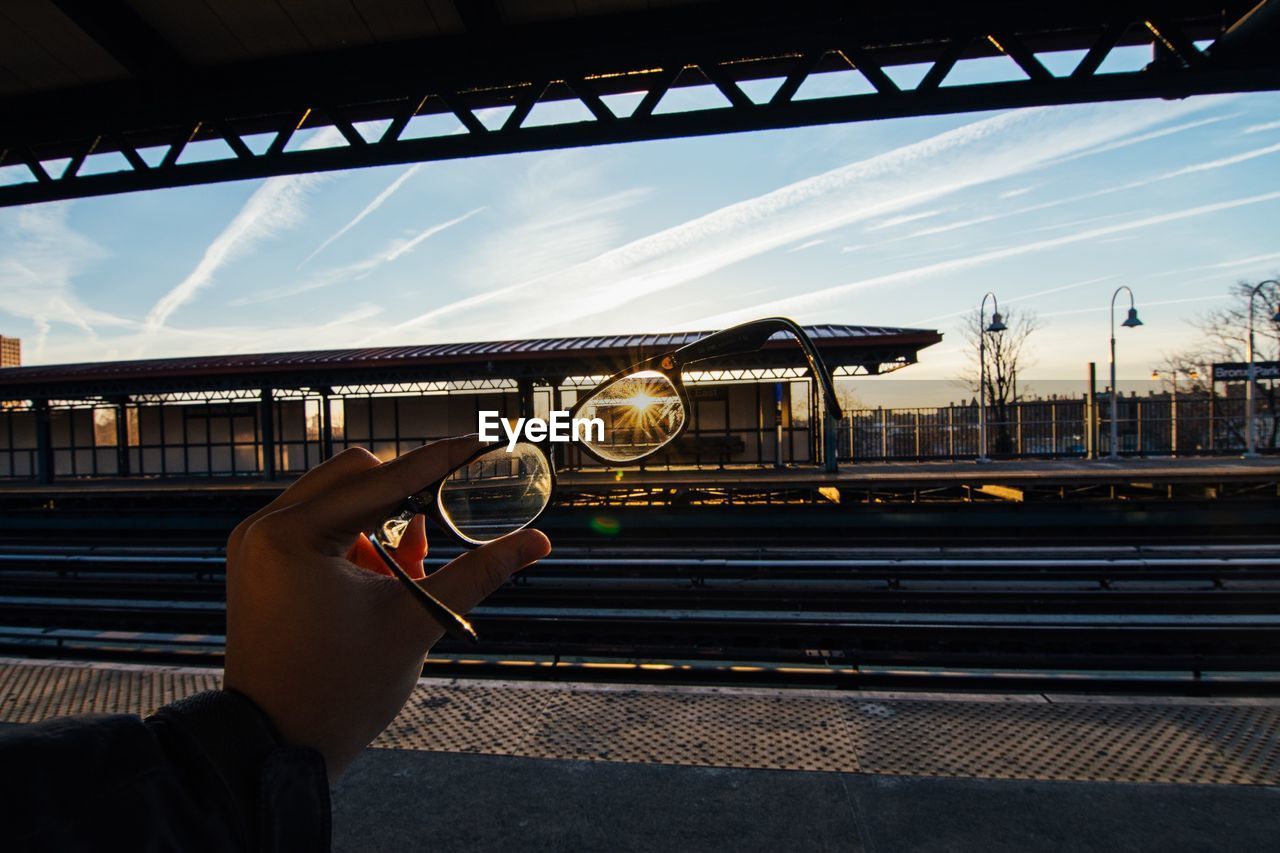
[673,317,844,419]
[372,506,479,645]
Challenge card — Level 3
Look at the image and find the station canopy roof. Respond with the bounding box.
[0,324,941,398]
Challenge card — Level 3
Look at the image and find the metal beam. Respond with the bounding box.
[0,2,1275,207]
[259,388,276,481]
[33,401,54,485]
[1209,0,1280,65]
[3,66,1275,208]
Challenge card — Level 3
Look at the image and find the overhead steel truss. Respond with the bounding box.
[1,1,1277,207]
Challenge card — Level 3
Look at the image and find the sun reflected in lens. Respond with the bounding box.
[625,390,658,410]
[575,370,685,462]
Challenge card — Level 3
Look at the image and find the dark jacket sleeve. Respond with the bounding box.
[0,689,330,852]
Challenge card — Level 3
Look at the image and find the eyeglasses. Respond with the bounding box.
[369,440,554,643]
[370,317,842,642]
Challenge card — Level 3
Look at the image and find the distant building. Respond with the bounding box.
[0,336,19,368]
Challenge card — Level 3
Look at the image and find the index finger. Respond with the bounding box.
[228,447,382,559]
[289,434,485,553]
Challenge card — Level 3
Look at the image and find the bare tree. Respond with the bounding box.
[1153,351,1213,393]
[1165,277,1280,448]
[957,305,1042,453]
[834,383,868,415]
[1191,278,1280,364]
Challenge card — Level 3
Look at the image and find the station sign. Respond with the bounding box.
[1212,362,1280,381]
[688,386,729,401]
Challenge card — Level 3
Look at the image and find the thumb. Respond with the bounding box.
[420,529,550,616]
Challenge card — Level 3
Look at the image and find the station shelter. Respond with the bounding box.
[0,324,940,482]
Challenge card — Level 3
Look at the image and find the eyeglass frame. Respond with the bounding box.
[371,316,843,643]
[567,316,843,466]
[370,438,557,645]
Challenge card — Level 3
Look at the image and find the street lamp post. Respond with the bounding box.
[977,291,1008,463]
[1107,286,1143,461]
[1244,280,1280,458]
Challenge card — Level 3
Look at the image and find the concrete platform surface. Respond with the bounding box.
[333,750,1280,853]
[3,659,1279,851]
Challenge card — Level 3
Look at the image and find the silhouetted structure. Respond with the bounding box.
[2,2,1275,206]
[0,324,938,481]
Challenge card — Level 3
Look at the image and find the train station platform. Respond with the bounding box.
[2,658,1277,851]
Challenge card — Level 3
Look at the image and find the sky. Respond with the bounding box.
[2,47,1279,402]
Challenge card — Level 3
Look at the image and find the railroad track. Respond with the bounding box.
[4,548,1280,614]
[3,544,1280,689]
[3,495,1279,550]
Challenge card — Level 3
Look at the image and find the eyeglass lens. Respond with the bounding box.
[574,369,686,462]
[438,442,553,544]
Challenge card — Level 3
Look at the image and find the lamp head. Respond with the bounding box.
[986,312,1008,333]
[1121,307,1143,328]
[1188,369,1198,380]
[1271,306,1280,325]
[1151,370,1160,380]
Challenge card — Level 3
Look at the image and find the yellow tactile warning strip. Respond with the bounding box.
[2,659,1279,786]
[376,679,857,772]
[844,698,1280,785]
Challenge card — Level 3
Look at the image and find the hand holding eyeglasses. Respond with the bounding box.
[219,318,833,779]
[222,436,551,782]
[370,317,842,641]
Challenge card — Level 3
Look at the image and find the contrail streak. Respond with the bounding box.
[300,163,423,266]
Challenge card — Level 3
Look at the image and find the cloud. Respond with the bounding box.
[231,207,484,307]
[907,275,1116,326]
[1015,211,1128,235]
[1244,120,1280,134]
[301,163,423,265]
[865,209,945,231]
[144,127,344,333]
[786,239,826,253]
[375,207,485,267]
[462,154,653,296]
[1044,113,1236,166]
[36,304,389,365]
[373,98,1219,342]
[1206,251,1280,270]
[695,190,1280,326]
[1163,140,1280,177]
[1141,251,1280,284]
[0,204,133,359]
[895,132,1280,243]
[1036,294,1229,320]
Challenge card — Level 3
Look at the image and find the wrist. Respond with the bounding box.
[148,689,331,849]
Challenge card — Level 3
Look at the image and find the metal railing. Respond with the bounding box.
[2,390,1277,480]
[840,394,1279,461]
